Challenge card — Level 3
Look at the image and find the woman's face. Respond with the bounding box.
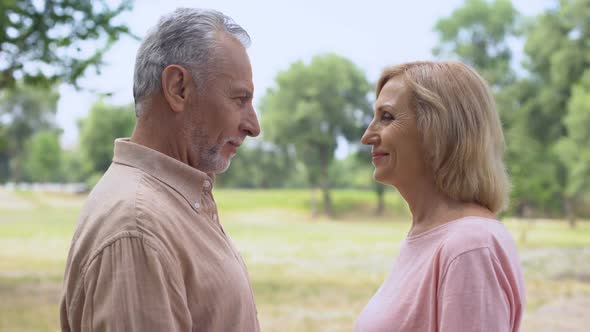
[361,76,430,188]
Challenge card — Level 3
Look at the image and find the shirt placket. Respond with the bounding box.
[201,180,221,226]
[200,180,258,323]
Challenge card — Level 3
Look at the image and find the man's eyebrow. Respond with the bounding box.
[231,87,253,97]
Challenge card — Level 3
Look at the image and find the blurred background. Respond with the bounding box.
[1,0,589,331]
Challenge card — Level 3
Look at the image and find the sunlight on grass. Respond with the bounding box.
[504,218,590,248]
[1,190,589,331]
[214,188,411,217]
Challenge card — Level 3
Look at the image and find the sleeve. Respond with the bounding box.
[79,235,192,331]
[437,247,513,332]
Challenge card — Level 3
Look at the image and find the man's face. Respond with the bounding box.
[186,33,260,174]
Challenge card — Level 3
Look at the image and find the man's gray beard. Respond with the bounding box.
[192,128,231,174]
[199,144,231,174]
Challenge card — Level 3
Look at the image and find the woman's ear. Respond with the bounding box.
[161,64,191,113]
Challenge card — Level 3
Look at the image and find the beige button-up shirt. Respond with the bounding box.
[60,139,259,331]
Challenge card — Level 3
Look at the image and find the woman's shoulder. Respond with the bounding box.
[437,216,519,264]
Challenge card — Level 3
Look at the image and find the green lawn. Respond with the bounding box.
[1,189,589,331]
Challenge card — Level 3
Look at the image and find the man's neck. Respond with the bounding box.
[131,100,191,167]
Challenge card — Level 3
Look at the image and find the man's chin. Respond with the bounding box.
[210,157,232,174]
[198,154,232,174]
[217,161,232,174]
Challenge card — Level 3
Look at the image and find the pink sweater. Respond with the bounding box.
[355,217,525,332]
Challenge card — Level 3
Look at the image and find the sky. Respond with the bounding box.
[56,0,555,149]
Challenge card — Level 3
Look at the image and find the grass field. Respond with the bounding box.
[1,188,589,331]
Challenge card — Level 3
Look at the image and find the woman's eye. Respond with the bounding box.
[381,112,395,121]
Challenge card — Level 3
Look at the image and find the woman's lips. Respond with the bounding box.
[372,151,389,163]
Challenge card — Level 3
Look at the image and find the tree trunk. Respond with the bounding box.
[310,187,319,218]
[564,196,576,228]
[322,185,333,217]
[375,184,385,216]
[11,156,23,182]
[319,147,333,217]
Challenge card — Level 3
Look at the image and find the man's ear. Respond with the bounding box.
[161,65,192,113]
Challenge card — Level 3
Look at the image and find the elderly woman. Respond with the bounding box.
[355,61,525,332]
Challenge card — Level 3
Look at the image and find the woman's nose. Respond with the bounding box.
[361,124,379,146]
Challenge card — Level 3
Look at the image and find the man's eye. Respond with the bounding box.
[236,97,249,105]
[381,112,395,121]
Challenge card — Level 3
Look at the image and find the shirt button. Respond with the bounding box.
[213,213,218,221]
[203,180,212,191]
[194,201,200,209]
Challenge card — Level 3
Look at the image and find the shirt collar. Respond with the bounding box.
[112,138,214,208]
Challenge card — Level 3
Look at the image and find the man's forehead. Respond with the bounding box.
[214,33,251,66]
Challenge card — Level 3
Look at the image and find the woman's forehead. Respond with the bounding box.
[375,77,408,109]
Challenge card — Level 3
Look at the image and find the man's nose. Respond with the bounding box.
[241,107,261,137]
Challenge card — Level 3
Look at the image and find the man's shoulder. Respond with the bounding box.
[83,162,183,218]
[72,164,175,254]
[81,164,143,224]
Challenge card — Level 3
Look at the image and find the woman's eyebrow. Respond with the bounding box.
[375,103,396,113]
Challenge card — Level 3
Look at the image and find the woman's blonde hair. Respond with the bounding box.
[376,61,510,213]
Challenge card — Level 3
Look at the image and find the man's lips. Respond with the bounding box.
[228,141,241,148]
[226,140,242,153]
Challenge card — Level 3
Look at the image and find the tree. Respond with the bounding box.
[353,146,388,216]
[327,149,388,216]
[431,0,590,221]
[0,0,133,89]
[78,100,135,176]
[218,141,296,188]
[0,83,59,181]
[0,124,8,179]
[433,0,519,88]
[61,148,93,183]
[432,0,524,163]
[260,54,372,217]
[22,129,62,182]
[519,0,590,224]
[555,70,590,226]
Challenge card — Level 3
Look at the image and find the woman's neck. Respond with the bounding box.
[399,180,495,237]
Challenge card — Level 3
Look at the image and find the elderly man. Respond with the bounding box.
[60,8,260,331]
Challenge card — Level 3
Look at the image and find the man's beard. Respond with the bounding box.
[200,143,231,174]
[192,129,231,174]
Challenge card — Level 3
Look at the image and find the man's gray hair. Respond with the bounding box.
[133,8,250,115]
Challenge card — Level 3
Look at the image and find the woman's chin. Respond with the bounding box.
[373,169,393,186]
